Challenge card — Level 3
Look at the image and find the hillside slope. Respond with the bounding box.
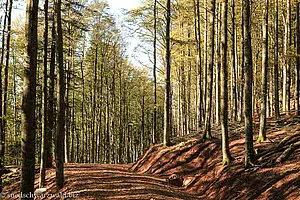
[2,115,300,199]
[131,115,300,200]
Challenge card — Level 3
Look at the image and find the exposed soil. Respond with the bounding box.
[2,115,300,199]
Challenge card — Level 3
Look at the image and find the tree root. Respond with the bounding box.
[275,141,300,163]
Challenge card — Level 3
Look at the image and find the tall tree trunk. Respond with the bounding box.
[92,46,98,163]
[216,3,221,125]
[231,0,237,121]
[40,0,49,187]
[55,0,65,189]
[244,0,255,168]
[47,14,55,168]
[238,0,245,122]
[118,69,123,163]
[196,0,202,127]
[0,0,8,193]
[203,0,208,121]
[20,0,39,198]
[153,0,158,144]
[203,0,216,140]
[80,48,85,163]
[296,1,300,116]
[274,0,280,119]
[164,0,171,146]
[283,0,291,114]
[220,0,232,166]
[258,0,269,143]
[2,0,13,161]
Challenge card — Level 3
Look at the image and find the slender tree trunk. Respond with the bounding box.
[92,46,98,163]
[231,0,237,121]
[118,69,123,163]
[283,0,291,114]
[164,0,171,146]
[39,0,49,187]
[196,0,202,127]
[216,3,221,125]
[20,0,39,198]
[220,0,232,166]
[0,0,8,193]
[258,0,269,143]
[187,29,192,134]
[55,0,65,189]
[244,0,255,168]
[238,0,245,122]
[80,49,85,163]
[203,0,216,140]
[153,0,158,144]
[203,0,208,120]
[47,14,55,168]
[71,88,75,162]
[98,55,104,163]
[105,78,110,163]
[296,1,300,116]
[2,0,13,159]
[274,0,280,119]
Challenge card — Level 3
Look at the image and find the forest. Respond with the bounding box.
[0,0,299,199]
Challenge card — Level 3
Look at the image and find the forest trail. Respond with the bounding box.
[3,164,201,200]
[3,115,300,200]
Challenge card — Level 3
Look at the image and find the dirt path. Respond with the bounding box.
[3,164,202,200]
[3,115,300,199]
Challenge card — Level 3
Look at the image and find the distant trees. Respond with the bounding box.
[0,0,299,195]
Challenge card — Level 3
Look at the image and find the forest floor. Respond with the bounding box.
[2,114,300,200]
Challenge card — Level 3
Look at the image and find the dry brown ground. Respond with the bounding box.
[2,115,300,200]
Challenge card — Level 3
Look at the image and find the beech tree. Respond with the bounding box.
[244,0,255,168]
[203,0,216,140]
[258,0,269,143]
[39,0,49,187]
[55,0,65,189]
[164,0,171,146]
[296,1,300,116]
[274,0,280,119]
[220,0,232,166]
[20,0,39,198]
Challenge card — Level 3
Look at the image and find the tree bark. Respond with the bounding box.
[153,0,158,144]
[39,0,49,187]
[220,0,232,166]
[164,0,171,146]
[273,0,280,119]
[258,0,268,143]
[2,0,13,167]
[203,0,216,140]
[0,0,8,193]
[196,0,203,127]
[244,0,255,168]
[231,0,237,121]
[283,0,291,114]
[20,0,39,198]
[47,14,55,168]
[296,2,300,116]
[55,0,65,189]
